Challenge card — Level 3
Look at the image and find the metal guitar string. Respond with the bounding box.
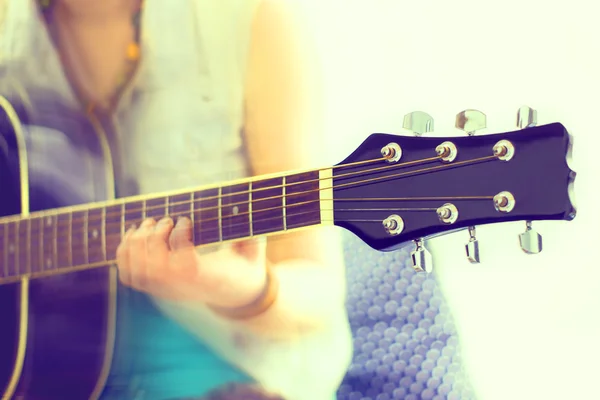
[1,153,501,278]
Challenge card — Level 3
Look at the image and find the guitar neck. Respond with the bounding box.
[0,168,334,282]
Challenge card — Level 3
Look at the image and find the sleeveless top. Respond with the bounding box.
[0,1,351,399]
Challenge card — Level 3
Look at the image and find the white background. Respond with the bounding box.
[306,1,600,399]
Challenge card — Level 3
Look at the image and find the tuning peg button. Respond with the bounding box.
[455,109,487,135]
[465,226,480,264]
[515,107,542,254]
[403,111,434,136]
[517,106,538,129]
[519,221,543,254]
[411,239,433,273]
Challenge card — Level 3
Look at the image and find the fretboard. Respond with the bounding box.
[0,170,326,281]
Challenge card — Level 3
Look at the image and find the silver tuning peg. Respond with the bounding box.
[455,109,487,136]
[465,226,480,263]
[519,221,543,254]
[516,106,542,253]
[517,105,538,129]
[403,111,434,136]
[456,109,486,262]
[411,238,433,273]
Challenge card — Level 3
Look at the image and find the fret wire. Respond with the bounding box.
[189,192,195,243]
[282,176,287,231]
[52,216,58,270]
[249,182,253,237]
[15,220,20,275]
[83,210,89,265]
[25,218,31,274]
[217,187,223,242]
[3,222,7,277]
[165,196,169,218]
[142,199,147,220]
[120,203,125,239]
[101,207,107,262]
[38,217,43,272]
[67,212,73,267]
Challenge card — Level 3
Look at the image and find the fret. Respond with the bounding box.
[282,176,287,231]
[187,192,194,242]
[252,177,284,236]
[169,193,194,241]
[71,210,87,267]
[248,182,253,237]
[42,215,57,270]
[0,222,7,278]
[56,212,72,268]
[142,199,147,219]
[217,187,223,242]
[28,216,42,274]
[105,204,123,262]
[145,197,167,220]
[17,219,29,274]
[124,200,144,233]
[87,208,104,264]
[193,188,219,246]
[285,171,321,230]
[101,207,107,261]
[221,183,251,241]
[6,221,18,277]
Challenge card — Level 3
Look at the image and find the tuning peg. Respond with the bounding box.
[455,110,486,261]
[410,238,433,273]
[455,109,487,136]
[465,226,480,263]
[519,221,543,254]
[403,111,434,136]
[517,105,538,129]
[516,106,543,253]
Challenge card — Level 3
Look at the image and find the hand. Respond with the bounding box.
[116,217,268,309]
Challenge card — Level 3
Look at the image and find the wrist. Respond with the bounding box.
[208,263,279,320]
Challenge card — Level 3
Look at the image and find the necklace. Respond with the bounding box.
[38,0,143,115]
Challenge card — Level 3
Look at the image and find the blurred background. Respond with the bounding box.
[301,1,600,399]
[1,1,598,399]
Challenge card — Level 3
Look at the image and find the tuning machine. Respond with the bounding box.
[456,109,487,263]
[455,109,487,136]
[516,106,543,254]
[404,111,435,273]
[411,238,433,274]
[403,111,434,136]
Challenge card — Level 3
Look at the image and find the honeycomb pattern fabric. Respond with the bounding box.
[338,232,476,400]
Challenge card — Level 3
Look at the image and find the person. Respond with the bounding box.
[0,0,352,399]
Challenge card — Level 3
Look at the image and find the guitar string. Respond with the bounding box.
[1,152,496,234]
[0,154,499,269]
[0,153,444,225]
[1,205,472,282]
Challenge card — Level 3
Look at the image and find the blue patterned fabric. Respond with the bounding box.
[338,232,476,400]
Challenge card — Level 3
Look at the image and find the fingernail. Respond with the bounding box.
[124,227,135,239]
[176,216,191,228]
[140,218,154,228]
[157,217,173,228]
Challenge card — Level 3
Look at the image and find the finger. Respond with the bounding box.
[116,227,136,286]
[146,217,174,276]
[169,217,197,277]
[233,237,267,263]
[169,217,194,250]
[128,218,156,290]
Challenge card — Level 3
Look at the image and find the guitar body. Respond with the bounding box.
[0,92,116,399]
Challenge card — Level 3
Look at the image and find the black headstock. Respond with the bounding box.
[332,107,576,271]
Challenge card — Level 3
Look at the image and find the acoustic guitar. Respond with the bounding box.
[0,84,576,399]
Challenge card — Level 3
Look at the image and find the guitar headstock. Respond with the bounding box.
[332,106,576,273]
